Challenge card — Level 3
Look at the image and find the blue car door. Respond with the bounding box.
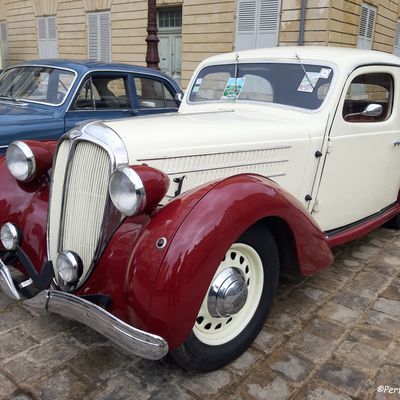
[132,74,180,116]
[64,72,136,131]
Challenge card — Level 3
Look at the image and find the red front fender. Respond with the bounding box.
[124,174,333,349]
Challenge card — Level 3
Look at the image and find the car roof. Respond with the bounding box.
[9,58,176,80]
[201,46,400,72]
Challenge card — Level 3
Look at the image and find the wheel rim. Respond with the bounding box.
[193,242,264,346]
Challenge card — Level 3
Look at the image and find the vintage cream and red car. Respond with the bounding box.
[1,47,399,372]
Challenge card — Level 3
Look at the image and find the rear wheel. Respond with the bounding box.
[170,223,279,372]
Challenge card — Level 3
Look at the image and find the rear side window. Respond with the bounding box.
[343,73,393,122]
[134,76,177,109]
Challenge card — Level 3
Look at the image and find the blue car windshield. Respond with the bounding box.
[0,66,75,105]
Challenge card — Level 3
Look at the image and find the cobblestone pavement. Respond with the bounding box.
[0,228,400,400]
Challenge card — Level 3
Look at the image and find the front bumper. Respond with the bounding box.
[0,260,168,360]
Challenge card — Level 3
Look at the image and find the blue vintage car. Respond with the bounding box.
[0,60,183,154]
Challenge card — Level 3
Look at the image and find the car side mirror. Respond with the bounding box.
[175,93,183,105]
[362,103,383,117]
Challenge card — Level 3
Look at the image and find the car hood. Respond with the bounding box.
[0,101,56,124]
[104,106,313,164]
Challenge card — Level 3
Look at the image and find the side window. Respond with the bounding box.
[74,75,130,110]
[134,76,177,109]
[343,73,393,122]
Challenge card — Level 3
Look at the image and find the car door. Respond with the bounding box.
[132,74,180,116]
[64,72,135,131]
[312,66,400,232]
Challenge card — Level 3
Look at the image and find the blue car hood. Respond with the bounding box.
[0,101,57,124]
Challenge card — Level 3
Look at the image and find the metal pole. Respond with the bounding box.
[299,0,307,45]
[146,0,160,70]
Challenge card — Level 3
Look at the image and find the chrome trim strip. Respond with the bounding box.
[24,290,168,360]
[0,259,22,300]
[1,65,78,107]
[137,145,292,162]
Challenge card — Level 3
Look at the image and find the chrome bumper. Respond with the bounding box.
[0,261,168,360]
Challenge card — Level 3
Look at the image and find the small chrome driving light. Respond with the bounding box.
[6,141,36,181]
[0,223,20,250]
[56,251,83,284]
[109,167,146,216]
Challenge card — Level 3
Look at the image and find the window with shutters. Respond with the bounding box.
[37,16,58,59]
[357,3,376,50]
[393,20,400,56]
[235,0,281,51]
[0,21,8,68]
[87,12,111,63]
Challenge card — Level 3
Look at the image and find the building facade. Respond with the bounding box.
[0,0,399,87]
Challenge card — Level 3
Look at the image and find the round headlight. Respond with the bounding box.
[6,141,36,181]
[0,223,19,250]
[109,167,146,216]
[56,251,83,284]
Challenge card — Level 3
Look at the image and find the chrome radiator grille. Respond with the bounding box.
[49,139,111,281]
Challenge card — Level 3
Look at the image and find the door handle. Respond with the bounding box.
[393,139,400,146]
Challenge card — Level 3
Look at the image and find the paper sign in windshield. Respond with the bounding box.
[298,72,320,93]
[221,77,246,101]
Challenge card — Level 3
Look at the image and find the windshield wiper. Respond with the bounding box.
[0,95,22,103]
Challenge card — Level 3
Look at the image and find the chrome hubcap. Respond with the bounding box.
[207,267,248,318]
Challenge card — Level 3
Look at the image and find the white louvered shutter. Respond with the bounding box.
[236,0,257,50]
[394,20,400,56]
[37,16,58,58]
[235,0,280,51]
[0,22,8,68]
[256,0,280,47]
[357,4,376,49]
[88,12,111,62]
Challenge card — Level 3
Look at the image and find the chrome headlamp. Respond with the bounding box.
[0,223,20,250]
[56,251,83,284]
[109,167,146,216]
[6,141,36,181]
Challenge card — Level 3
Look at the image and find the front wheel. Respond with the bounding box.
[170,223,279,372]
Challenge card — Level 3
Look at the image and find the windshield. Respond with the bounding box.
[188,62,334,110]
[0,66,75,105]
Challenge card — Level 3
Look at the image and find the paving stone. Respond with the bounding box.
[148,384,195,400]
[332,290,371,311]
[0,291,15,307]
[306,275,345,293]
[226,348,264,377]
[334,340,385,371]
[318,363,366,396]
[382,254,400,267]
[69,323,109,347]
[21,314,76,342]
[266,308,301,335]
[7,394,34,400]
[352,245,380,260]
[32,369,89,400]
[298,286,330,303]
[291,379,352,400]
[86,373,150,400]
[366,310,400,336]
[342,258,363,270]
[287,331,336,362]
[381,285,400,301]
[178,370,232,400]
[318,302,361,325]
[386,344,400,365]
[252,327,284,354]
[0,372,17,398]
[0,306,32,333]
[305,317,346,341]
[268,350,314,382]
[69,345,128,383]
[373,298,400,318]
[246,376,291,400]
[2,353,44,383]
[0,327,38,360]
[347,325,393,351]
